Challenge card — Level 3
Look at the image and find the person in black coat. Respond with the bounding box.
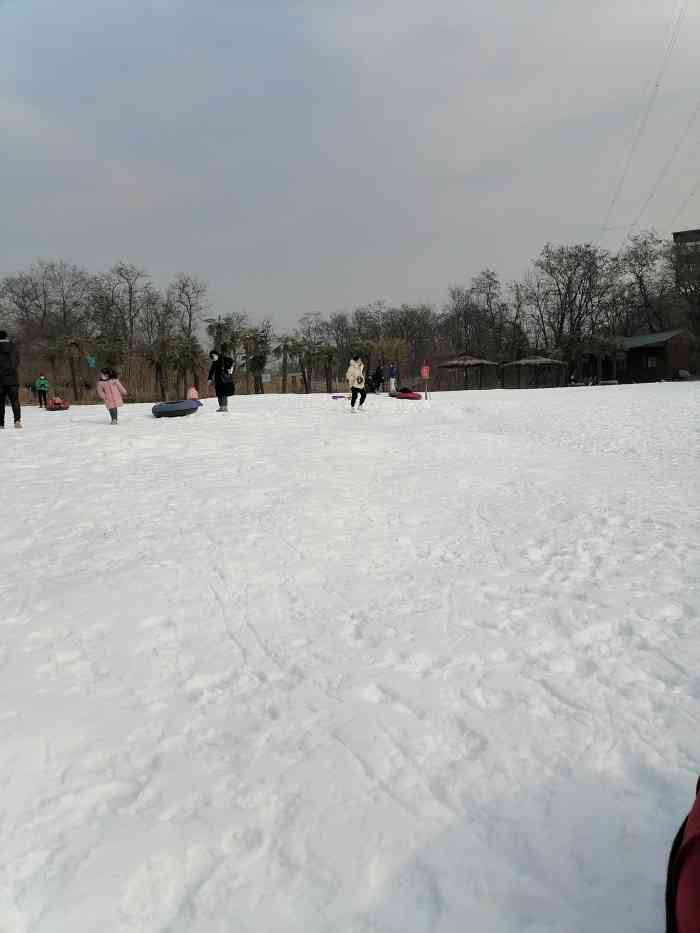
[208,346,235,411]
[0,329,22,429]
[373,363,385,393]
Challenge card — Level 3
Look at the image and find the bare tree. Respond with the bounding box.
[140,291,175,400]
[523,244,616,359]
[0,260,94,398]
[470,269,511,359]
[108,263,154,373]
[325,311,353,381]
[272,334,295,393]
[167,274,208,393]
[294,313,327,392]
[243,320,272,393]
[441,286,482,355]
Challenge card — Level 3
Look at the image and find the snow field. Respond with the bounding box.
[1,383,699,932]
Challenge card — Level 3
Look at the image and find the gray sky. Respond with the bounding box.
[2,0,699,329]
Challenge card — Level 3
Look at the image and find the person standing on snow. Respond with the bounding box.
[0,329,22,429]
[373,363,385,393]
[35,372,49,408]
[208,346,235,412]
[346,354,366,411]
[96,367,128,424]
[666,776,700,933]
[388,362,397,394]
[186,381,199,400]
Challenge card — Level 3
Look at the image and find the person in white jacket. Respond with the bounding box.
[346,355,366,411]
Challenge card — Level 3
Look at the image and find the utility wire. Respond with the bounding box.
[628,96,700,229]
[670,175,700,229]
[601,0,689,235]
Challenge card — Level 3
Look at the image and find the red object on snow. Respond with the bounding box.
[669,781,700,933]
[420,365,430,380]
[389,391,422,401]
[47,397,70,411]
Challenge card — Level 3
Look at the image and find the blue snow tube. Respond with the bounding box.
[152,399,202,418]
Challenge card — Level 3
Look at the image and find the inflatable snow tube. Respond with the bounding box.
[389,391,422,400]
[46,398,70,411]
[152,399,202,418]
[332,394,348,400]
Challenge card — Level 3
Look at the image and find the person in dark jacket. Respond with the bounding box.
[208,346,235,411]
[666,776,700,933]
[0,330,22,429]
[373,363,385,393]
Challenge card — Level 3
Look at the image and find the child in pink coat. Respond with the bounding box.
[96,368,128,424]
[186,383,199,400]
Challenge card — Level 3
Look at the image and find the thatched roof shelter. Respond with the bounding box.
[437,355,499,390]
[502,356,565,367]
[502,356,568,389]
[438,355,499,368]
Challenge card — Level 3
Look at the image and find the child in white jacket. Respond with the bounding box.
[346,355,366,411]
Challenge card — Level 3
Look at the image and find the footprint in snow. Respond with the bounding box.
[139,615,167,630]
[358,682,422,717]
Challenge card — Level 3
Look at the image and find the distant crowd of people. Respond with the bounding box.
[205,345,400,416]
[1,329,75,427]
[3,330,404,428]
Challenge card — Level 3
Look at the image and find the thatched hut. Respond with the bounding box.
[502,356,568,389]
[436,355,500,390]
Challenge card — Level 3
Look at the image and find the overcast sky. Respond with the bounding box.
[2,0,699,329]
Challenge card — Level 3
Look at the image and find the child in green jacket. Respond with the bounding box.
[35,374,49,408]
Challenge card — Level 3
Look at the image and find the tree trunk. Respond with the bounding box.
[155,363,167,401]
[69,355,80,401]
[325,364,332,393]
[282,348,288,393]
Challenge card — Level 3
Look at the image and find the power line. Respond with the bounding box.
[670,175,700,229]
[601,0,689,235]
[628,96,700,229]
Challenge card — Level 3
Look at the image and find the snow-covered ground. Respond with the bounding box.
[1,383,699,933]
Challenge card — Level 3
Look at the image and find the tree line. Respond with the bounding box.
[0,231,697,400]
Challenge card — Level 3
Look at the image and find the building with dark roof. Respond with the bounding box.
[575,330,691,384]
[672,229,700,246]
[615,329,691,382]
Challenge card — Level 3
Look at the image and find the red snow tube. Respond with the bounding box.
[389,391,422,400]
[47,398,70,411]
